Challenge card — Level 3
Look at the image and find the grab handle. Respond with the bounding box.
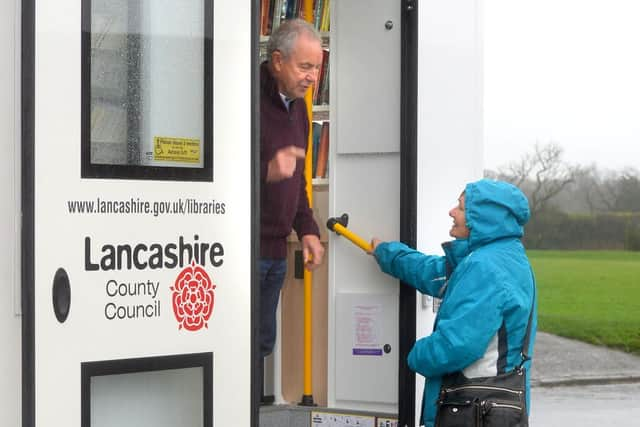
[326,213,372,253]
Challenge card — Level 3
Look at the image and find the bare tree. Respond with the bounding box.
[581,167,640,213]
[571,164,605,214]
[612,168,640,212]
[486,144,640,216]
[593,168,619,211]
[550,165,640,214]
[494,142,579,215]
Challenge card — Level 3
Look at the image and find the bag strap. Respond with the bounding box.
[518,268,537,368]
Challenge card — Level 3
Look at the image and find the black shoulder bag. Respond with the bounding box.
[434,293,535,427]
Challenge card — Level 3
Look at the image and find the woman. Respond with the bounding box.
[370,179,537,427]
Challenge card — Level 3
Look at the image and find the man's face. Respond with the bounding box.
[449,193,470,239]
[271,33,323,99]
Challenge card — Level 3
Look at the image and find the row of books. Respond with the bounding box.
[311,121,329,179]
[260,0,331,36]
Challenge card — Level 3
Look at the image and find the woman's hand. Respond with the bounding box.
[368,237,382,255]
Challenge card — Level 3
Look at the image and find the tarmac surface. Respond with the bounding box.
[529,332,640,426]
[531,332,640,387]
[260,332,640,427]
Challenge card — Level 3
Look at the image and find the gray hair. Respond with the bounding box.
[267,19,322,61]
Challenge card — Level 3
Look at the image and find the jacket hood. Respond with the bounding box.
[464,179,530,250]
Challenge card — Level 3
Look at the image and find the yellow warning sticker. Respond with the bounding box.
[153,136,201,163]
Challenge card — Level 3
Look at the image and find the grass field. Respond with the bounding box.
[527,250,640,355]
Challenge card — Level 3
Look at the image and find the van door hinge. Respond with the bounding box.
[405,0,416,12]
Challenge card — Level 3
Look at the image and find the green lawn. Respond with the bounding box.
[527,250,640,355]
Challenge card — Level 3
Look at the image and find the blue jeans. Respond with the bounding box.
[259,258,287,358]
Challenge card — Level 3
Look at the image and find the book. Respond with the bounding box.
[314,48,329,105]
[315,121,330,178]
[311,121,322,178]
[272,0,283,32]
[320,0,331,32]
[285,0,296,19]
[313,0,324,30]
[260,0,271,36]
[318,49,330,105]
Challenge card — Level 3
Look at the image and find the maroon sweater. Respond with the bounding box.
[260,61,320,259]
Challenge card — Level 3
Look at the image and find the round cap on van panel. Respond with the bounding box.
[52,268,71,323]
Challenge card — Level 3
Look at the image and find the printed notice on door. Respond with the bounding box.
[153,136,201,163]
[352,303,382,356]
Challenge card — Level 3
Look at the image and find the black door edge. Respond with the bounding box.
[399,1,418,426]
[21,0,36,426]
[250,0,261,426]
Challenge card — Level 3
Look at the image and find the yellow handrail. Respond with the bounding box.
[301,0,316,406]
[327,222,372,253]
[327,215,373,253]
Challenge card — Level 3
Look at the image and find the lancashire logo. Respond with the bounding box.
[171,261,216,331]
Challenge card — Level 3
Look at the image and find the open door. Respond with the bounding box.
[326,1,482,426]
[328,0,405,415]
[22,0,257,426]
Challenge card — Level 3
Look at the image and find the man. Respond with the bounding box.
[369,179,537,427]
[259,19,325,399]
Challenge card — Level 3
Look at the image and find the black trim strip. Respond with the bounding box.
[399,1,418,426]
[80,352,213,427]
[21,0,35,426]
[251,1,261,426]
[497,321,509,373]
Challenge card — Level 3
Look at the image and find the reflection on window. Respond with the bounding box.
[84,0,212,180]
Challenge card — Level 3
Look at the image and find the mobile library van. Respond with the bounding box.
[0,1,482,426]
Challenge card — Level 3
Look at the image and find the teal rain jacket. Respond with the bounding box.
[373,179,537,427]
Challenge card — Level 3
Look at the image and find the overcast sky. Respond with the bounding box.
[483,0,640,172]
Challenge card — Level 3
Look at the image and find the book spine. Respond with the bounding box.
[272,0,283,31]
[315,121,330,178]
[312,121,322,178]
[260,0,270,36]
[321,0,330,32]
[313,0,323,30]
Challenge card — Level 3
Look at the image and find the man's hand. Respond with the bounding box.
[301,234,325,271]
[266,146,306,182]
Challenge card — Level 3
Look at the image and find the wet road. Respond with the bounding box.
[530,382,640,426]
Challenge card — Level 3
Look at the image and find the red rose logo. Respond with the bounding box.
[171,261,216,331]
